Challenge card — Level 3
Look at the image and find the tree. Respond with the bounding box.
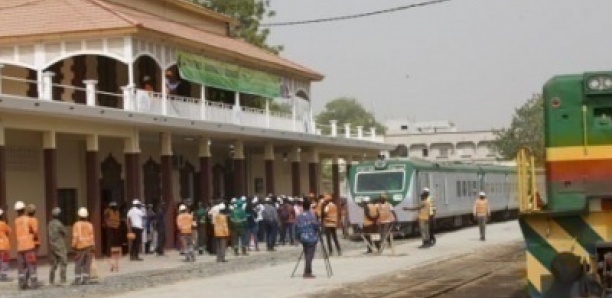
[192,0,282,54]
[492,94,544,164]
[315,97,386,135]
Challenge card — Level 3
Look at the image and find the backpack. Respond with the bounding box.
[231,205,247,223]
[262,205,277,221]
[296,213,319,244]
[279,205,291,222]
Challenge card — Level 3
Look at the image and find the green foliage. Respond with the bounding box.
[315,97,386,135]
[191,0,282,54]
[493,94,544,164]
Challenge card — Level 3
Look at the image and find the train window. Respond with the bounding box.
[462,181,467,197]
[456,181,461,197]
[355,171,405,193]
[472,181,477,196]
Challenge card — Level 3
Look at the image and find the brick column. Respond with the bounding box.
[199,138,212,205]
[160,132,174,248]
[0,127,6,210]
[291,147,301,196]
[43,131,58,220]
[332,155,340,201]
[264,143,275,195]
[124,131,141,205]
[85,135,102,257]
[308,148,319,196]
[233,141,245,197]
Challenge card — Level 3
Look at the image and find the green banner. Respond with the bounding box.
[177,51,281,98]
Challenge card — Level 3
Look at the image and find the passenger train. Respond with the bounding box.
[346,158,545,237]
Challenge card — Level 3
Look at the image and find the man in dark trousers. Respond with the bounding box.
[295,198,320,279]
[321,193,341,256]
[261,197,279,251]
[155,201,167,256]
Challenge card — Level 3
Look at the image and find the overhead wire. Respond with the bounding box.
[260,0,454,27]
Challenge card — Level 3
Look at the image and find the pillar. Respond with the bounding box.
[124,131,141,202]
[0,126,6,210]
[346,156,353,179]
[199,138,212,205]
[233,141,246,196]
[43,131,57,220]
[264,143,275,195]
[330,120,338,137]
[331,155,340,201]
[85,135,102,257]
[291,147,301,196]
[308,148,319,196]
[160,132,174,248]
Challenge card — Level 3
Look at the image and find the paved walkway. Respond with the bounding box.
[106,221,524,298]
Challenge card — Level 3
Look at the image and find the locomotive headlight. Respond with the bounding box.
[587,76,612,91]
[588,77,602,90]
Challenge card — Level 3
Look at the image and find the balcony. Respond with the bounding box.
[0,72,382,143]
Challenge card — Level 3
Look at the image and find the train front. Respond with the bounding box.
[520,72,612,297]
[346,159,415,236]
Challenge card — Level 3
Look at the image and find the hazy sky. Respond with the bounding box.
[266,0,612,130]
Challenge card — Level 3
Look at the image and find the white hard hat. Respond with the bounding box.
[132,199,142,206]
[231,198,237,203]
[179,204,187,211]
[240,196,247,201]
[423,187,430,192]
[288,197,294,202]
[78,207,89,218]
[14,201,25,211]
[363,196,370,202]
[479,191,486,197]
[265,197,271,202]
[252,197,259,204]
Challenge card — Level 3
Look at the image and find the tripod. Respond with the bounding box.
[291,230,333,278]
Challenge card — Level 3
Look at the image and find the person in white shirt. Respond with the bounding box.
[127,199,145,261]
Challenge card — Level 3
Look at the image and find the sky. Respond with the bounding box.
[265,0,612,130]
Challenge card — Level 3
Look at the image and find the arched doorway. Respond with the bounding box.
[212,163,225,199]
[100,154,124,253]
[143,158,161,205]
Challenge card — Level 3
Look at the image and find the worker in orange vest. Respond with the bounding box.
[473,192,491,241]
[72,207,95,285]
[210,200,229,263]
[103,201,121,256]
[403,193,433,248]
[321,193,341,256]
[14,201,40,289]
[361,197,379,253]
[377,193,397,251]
[0,208,11,282]
[26,204,40,252]
[177,204,195,262]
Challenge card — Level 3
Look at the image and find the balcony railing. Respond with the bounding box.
[0,72,381,142]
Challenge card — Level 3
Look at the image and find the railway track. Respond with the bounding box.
[311,242,526,298]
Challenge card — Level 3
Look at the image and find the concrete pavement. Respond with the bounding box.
[107,220,524,298]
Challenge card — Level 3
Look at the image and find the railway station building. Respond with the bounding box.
[0,0,392,257]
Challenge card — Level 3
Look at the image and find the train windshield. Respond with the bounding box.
[355,171,405,193]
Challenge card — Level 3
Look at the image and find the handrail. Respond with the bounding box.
[516,147,539,212]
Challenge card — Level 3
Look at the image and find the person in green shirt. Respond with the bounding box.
[194,202,208,255]
[48,207,68,286]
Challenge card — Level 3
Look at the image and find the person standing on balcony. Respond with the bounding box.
[165,69,191,97]
[141,76,155,92]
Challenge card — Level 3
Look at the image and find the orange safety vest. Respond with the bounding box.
[0,221,11,251]
[15,215,35,252]
[104,208,121,229]
[72,221,95,250]
[474,199,489,217]
[418,200,431,221]
[213,214,229,237]
[323,202,338,227]
[30,216,40,245]
[363,204,378,227]
[378,203,394,223]
[176,213,193,235]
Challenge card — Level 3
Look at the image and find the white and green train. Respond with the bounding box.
[346,158,545,236]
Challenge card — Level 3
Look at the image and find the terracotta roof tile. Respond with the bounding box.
[0,0,134,38]
[0,0,323,80]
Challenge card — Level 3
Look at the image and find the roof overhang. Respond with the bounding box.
[159,0,240,26]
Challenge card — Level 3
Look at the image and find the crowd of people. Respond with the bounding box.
[0,187,492,290]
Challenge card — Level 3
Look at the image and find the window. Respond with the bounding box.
[440,148,449,157]
[456,181,461,197]
[400,125,408,130]
[462,181,468,197]
[356,171,405,193]
[423,148,429,157]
